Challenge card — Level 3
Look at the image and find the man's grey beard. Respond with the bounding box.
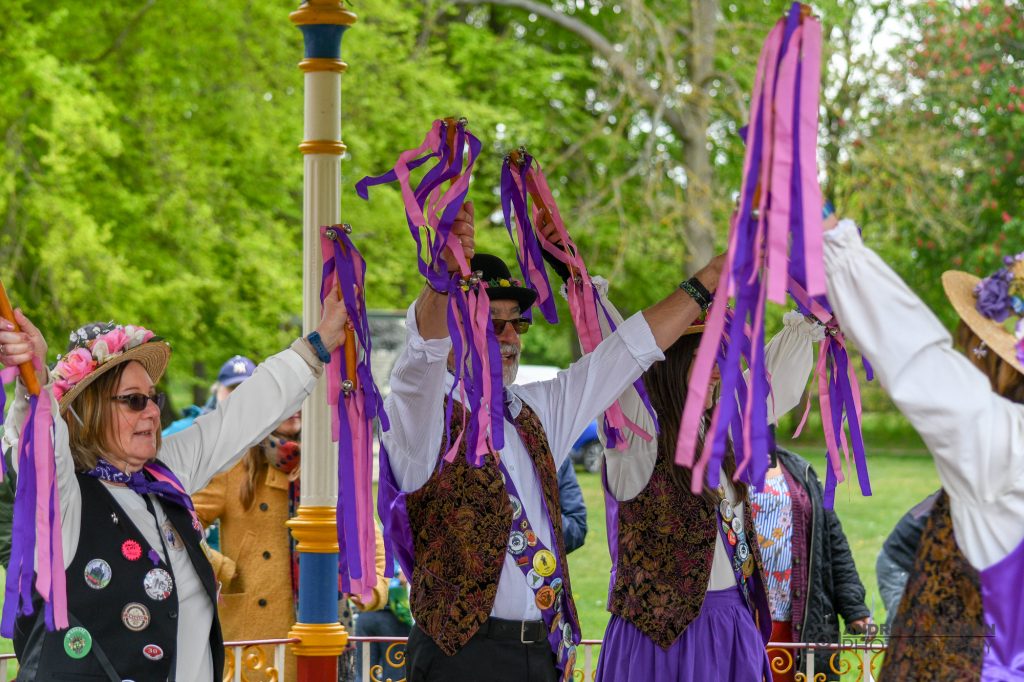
[501,343,519,386]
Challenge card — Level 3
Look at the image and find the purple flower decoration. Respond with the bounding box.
[975,270,1012,322]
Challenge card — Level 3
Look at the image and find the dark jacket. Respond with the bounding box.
[557,458,587,553]
[776,447,870,677]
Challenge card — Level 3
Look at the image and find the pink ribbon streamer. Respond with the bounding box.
[676,5,854,500]
[503,153,654,447]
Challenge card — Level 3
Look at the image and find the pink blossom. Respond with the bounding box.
[52,379,72,402]
[58,348,96,384]
[96,328,129,355]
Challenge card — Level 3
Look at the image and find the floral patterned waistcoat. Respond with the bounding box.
[609,446,765,649]
[880,490,985,681]
[405,400,579,655]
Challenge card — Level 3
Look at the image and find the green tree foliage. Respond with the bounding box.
[832,0,1024,324]
[2,0,1019,399]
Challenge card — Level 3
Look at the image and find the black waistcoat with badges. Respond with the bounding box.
[14,472,224,681]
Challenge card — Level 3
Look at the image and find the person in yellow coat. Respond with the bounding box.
[194,409,388,681]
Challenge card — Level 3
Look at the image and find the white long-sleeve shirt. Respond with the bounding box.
[3,339,321,681]
[824,219,1024,570]
[382,301,664,622]
[597,286,820,590]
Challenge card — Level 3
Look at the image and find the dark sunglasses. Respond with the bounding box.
[112,393,167,412]
[493,318,531,335]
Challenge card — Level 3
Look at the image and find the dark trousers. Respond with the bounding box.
[407,622,559,682]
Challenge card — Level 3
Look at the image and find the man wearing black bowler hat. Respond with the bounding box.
[379,201,727,682]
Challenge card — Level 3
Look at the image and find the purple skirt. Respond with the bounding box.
[596,587,770,681]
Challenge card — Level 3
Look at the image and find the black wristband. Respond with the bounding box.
[305,331,332,363]
[541,246,573,283]
[678,277,712,312]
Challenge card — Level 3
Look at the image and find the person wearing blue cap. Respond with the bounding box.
[162,355,256,436]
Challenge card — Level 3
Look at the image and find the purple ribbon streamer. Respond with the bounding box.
[2,394,39,637]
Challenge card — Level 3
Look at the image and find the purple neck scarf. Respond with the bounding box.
[85,459,195,515]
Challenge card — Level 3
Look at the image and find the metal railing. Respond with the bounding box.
[0,637,888,681]
[344,637,887,682]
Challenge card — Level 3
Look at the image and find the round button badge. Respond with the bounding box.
[509,495,523,519]
[144,568,174,601]
[121,539,143,562]
[160,520,184,552]
[731,516,744,535]
[533,550,556,577]
[719,499,734,522]
[84,558,112,590]
[122,602,151,632]
[526,569,545,590]
[63,626,92,659]
[508,531,527,555]
[143,643,164,661]
[535,586,556,610]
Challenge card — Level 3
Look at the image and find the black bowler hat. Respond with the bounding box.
[470,253,538,312]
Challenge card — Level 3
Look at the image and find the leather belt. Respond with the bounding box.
[483,617,547,644]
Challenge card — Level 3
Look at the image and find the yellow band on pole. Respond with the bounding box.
[298,140,348,156]
[287,506,341,553]
[288,622,349,657]
[299,58,348,74]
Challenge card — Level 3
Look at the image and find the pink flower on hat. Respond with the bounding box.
[92,328,129,363]
[58,348,97,384]
[52,378,72,402]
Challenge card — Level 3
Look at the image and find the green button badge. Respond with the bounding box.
[63,626,92,659]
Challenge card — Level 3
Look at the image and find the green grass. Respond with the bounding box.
[567,444,942,641]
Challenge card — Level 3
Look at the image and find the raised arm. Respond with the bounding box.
[161,284,347,493]
[379,304,453,492]
[824,219,1024,568]
[824,219,1024,503]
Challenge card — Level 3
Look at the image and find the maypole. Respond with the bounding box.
[287,1,356,680]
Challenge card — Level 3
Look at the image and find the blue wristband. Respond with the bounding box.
[305,331,332,364]
[822,200,835,220]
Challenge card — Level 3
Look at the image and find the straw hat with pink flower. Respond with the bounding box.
[50,321,170,412]
[942,253,1024,375]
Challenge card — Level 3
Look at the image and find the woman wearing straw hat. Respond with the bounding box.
[822,216,1024,680]
[0,290,347,682]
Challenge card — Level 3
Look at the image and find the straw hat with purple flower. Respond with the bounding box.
[942,253,1024,374]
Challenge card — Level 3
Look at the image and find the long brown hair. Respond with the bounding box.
[955,320,1024,404]
[642,332,747,506]
[65,361,163,472]
[240,446,267,511]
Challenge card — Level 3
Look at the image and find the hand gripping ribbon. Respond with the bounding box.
[319,225,391,599]
[356,118,503,466]
[0,280,68,636]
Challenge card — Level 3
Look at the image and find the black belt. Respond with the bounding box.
[482,617,547,644]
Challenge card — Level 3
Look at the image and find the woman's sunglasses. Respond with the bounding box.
[493,318,531,335]
[112,393,167,412]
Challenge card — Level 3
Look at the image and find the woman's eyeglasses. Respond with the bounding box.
[492,318,531,335]
[112,393,167,412]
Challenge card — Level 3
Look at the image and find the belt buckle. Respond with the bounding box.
[520,620,537,644]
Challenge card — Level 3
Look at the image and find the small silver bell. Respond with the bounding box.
[341,379,355,394]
